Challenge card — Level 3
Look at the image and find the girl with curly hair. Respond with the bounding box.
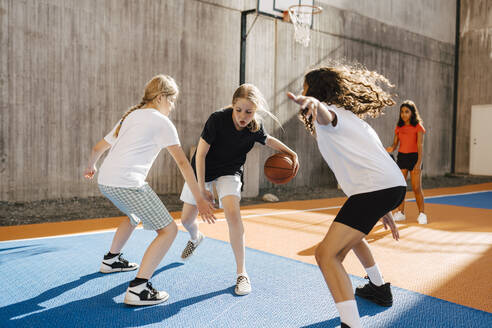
[288,66,406,328]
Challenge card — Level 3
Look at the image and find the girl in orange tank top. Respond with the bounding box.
[386,100,427,224]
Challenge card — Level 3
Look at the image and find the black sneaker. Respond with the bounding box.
[341,323,351,328]
[100,253,139,273]
[124,281,169,306]
[355,276,393,307]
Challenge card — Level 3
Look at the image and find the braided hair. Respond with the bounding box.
[114,75,179,137]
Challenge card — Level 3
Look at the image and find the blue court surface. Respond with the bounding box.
[415,191,492,210]
[1,230,491,328]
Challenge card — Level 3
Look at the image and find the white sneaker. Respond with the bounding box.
[234,274,251,296]
[417,213,428,224]
[100,253,139,273]
[393,211,406,221]
[124,281,169,306]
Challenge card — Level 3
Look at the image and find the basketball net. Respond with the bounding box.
[287,5,322,47]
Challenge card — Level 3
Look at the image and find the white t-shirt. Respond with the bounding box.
[98,108,180,188]
[315,105,406,197]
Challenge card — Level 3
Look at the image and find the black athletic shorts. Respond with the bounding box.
[334,186,406,235]
[397,152,422,170]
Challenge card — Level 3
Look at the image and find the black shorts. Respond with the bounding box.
[397,152,422,170]
[334,186,406,234]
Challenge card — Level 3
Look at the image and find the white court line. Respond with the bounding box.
[0,206,342,243]
[420,189,492,199]
[204,299,244,328]
[2,190,490,244]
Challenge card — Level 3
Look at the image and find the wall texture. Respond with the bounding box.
[455,0,492,173]
[320,0,456,43]
[247,2,456,190]
[1,0,457,201]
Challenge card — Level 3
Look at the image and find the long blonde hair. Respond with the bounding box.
[301,65,395,135]
[232,83,281,132]
[114,74,179,137]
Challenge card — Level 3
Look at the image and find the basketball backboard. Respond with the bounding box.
[257,0,315,19]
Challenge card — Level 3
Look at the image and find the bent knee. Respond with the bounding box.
[180,216,196,227]
[315,243,350,264]
[315,243,335,263]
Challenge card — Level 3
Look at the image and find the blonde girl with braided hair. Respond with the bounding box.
[288,65,406,328]
[83,74,216,306]
[178,83,299,295]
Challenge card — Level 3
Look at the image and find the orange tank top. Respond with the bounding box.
[395,123,425,153]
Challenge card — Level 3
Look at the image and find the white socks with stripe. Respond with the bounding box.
[365,264,385,286]
[335,300,362,328]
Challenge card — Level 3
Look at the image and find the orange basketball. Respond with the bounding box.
[264,153,296,184]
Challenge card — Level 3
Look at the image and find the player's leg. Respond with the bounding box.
[179,183,207,259]
[217,175,250,295]
[315,222,365,328]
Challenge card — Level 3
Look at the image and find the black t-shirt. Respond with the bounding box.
[191,107,268,182]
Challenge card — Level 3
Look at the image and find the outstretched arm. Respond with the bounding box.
[167,144,216,223]
[265,136,299,176]
[84,139,111,179]
[287,92,335,126]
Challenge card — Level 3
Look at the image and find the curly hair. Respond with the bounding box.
[299,65,395,135]
[397,100,422,127]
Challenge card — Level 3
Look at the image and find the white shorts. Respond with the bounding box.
[180,175,242,209]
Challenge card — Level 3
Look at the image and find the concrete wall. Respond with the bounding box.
[1,0,457,201]
[455,0,492,173]
[0,0,242,201]
[246,2,456,191]
[320,0,456,43]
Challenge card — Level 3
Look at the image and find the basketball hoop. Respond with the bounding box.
[284,4,322,47]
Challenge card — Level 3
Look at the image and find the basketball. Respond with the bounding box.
[264,153,296,184]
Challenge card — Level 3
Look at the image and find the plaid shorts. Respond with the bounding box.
[98,184,174,230]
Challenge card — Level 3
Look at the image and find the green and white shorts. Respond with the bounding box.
[99,184,174,230]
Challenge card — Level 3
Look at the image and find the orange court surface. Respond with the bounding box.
[1,183,491,314]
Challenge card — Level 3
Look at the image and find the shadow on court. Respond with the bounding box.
[2,262,204,328]
[0,244,60,264]
[300,299,389,328]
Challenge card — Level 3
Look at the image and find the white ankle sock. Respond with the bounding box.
[366,264,385,286]
[335,300,362,328]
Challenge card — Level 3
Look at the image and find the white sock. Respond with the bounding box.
[335,300,362,328]
[365,264,385,286]
[237,272,248,278]
[190,231,201,243]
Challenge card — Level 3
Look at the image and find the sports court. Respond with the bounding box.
[2,0,492,327]
[1,183,491,327]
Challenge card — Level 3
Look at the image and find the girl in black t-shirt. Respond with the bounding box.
[179,83,299,296]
